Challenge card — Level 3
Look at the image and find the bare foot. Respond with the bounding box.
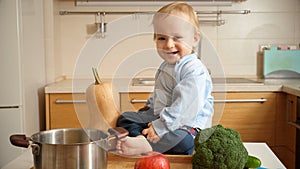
[116,136,152,156]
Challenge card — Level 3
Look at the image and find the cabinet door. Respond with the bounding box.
[273,93,296,169]
[272,146,295,169]
[48,93,88,129]
[286,94,297,153]
[218,92,276,146]
[120,92,151,112]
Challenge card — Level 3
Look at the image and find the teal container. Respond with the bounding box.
[263,46,300,78]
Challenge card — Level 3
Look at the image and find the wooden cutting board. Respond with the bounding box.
[108,153,192,169]
[29,154,192,169]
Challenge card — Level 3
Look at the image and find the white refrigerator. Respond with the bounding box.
[0,0,24,167]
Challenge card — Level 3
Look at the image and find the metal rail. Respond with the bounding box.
[59,10,249,26]
[213,98,267,103]
[131,98,267,104]
[59,10,250,16]
[55,99,86,104]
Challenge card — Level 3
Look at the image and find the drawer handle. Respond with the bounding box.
[214,98,267,103]
[130,98,267,104]
[55,99,86,104]
[131,99,148,104]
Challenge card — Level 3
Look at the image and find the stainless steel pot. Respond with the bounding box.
[10,128,128,169]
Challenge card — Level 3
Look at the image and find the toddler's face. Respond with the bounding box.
[154,12,199,64]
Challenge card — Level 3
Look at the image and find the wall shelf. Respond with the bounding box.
[59,9,250,27]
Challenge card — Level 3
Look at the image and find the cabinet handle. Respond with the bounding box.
[0,106,20,109]
[131,99,148,104]
[288,121,300,130]
[130,98,267,104]
[286,99,300,130]
[55,99,86,104]
[214,98,267,103]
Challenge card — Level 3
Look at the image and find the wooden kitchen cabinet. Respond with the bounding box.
[273,94,297,169]
[45,93,88,130]
[286,94,297,154]
[217,92,277,146]
[120,92,277,146]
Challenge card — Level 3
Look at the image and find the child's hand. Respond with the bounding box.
[142,123,160,143]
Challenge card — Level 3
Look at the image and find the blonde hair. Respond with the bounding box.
[155,1,199,29]
[153,2,199,38]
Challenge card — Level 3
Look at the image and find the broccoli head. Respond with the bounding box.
[192,125,248,169]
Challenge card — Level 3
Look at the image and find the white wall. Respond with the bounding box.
[46,0,300,81]
[217,0,300,77]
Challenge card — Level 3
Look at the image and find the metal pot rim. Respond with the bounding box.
[30,128,108,145]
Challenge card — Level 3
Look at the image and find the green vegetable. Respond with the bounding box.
[192,125,249,169]
[244,155,261,169]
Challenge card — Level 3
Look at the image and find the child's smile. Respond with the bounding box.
[162,50,180,63]
[165,51,179,55]
[163,49,179,57]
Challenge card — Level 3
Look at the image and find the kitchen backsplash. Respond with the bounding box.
[45,0,300,81]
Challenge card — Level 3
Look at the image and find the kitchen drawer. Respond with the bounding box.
[120,92,151,112]
[217,92,276,146]
[46,93,88,129]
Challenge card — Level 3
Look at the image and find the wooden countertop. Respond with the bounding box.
[44,78,300,97]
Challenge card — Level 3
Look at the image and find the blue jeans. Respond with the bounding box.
[117,110,194,155]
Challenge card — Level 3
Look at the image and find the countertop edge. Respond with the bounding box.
[44,79,300,97]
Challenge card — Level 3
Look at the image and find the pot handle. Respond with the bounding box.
[10,134,30,148]
[97,127,129,151]
[108,127,129,139]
